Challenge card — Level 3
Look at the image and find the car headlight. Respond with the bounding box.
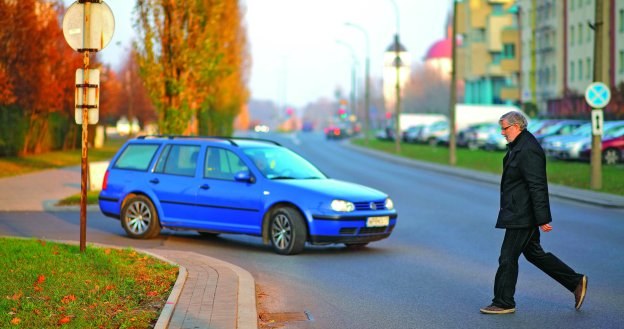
[330,200,355,212]
[385,198,394,210]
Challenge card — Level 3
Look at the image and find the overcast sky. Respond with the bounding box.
[68,0,452,108]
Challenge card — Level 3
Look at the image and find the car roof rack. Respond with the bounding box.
[136,135,281,147]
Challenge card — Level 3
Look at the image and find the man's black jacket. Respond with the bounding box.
[496,129,552,229]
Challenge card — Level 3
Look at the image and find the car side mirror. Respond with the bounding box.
[234,170,255,183]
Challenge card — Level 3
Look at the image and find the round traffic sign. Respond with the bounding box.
[62,1,115,52]
[585,82,611,109]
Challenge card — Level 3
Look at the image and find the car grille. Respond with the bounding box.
[353,201,386,211]
[340,225,395,235]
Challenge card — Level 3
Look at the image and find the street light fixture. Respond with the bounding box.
[345,22,371,144]
[336,40,358,119]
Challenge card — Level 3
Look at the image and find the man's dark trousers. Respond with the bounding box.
[493,227,583,308]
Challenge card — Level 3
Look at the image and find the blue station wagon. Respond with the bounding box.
[99,136,398,254]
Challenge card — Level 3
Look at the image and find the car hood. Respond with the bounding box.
[272,178,388,201]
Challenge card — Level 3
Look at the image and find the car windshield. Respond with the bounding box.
[243,147,327,180]
[604,124,624,138]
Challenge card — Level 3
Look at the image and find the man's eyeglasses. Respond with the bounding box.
[501,125,514,131]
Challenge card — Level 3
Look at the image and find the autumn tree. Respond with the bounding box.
[0,0,84,155]
[134,0,250,135]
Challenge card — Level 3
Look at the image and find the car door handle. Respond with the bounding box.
[149,178,159,184]
[200,184,210,190]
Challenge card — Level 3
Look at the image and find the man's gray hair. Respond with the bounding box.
[500,111,527,130]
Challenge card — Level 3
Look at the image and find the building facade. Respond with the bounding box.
[456,0,520,106]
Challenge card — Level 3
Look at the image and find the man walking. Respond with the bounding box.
[480,111,587,314]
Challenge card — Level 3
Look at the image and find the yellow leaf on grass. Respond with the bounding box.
[10,317,21,325]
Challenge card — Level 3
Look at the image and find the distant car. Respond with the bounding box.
[403,125,424,143]
[543,121,624,160]
[579,124,624,164]
[324,124,352,140]
[533,120,586,144]
[99,136,397,255]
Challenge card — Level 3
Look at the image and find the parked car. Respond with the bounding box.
[416,121,449,146]
[533,120,587,144]
[99,136,397,255]
[579,124,624,164]
[403,125,425,143]
[543,121,624,160]
[459,123,499,150]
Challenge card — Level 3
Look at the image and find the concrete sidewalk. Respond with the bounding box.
[0,167,258,329]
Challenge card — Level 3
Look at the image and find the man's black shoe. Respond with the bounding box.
[480,304,516,314]
[574,275,587,310]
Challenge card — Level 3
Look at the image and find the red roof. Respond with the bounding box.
[425,38,452,60]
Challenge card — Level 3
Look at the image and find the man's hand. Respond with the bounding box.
[540,224,552,232]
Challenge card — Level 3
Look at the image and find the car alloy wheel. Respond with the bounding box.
[270,207,306,255]
[603,148,621,165]
[121,195,161,239]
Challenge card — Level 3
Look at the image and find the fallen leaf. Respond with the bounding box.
[8,292,23,301]
[10,317,20,325]
[58,316,71,325]
[36,274,45,285]
[61,295,76,304]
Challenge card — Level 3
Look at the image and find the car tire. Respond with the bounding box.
[269,207,307,255]
[603,148,621,165]
[121,195,161,239]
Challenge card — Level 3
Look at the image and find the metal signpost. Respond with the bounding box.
[584,82,610,190]
[62,0,114,252]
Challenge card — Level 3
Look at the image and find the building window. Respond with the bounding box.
[586,58,591,79]
[578,23,583,44]
[492,4,504,15]
[620,51,624,73]
[620,10,624,32]
[571,0,575,10]
[571,62,575,82]
[503,44,515,59]
[552,65,557,84]
[571,26,575,46]
[578,59,583,81]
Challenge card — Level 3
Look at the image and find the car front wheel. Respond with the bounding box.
[270,207,306,255]
[121,195,161,239]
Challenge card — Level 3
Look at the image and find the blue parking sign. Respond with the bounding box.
[585,82,611,109]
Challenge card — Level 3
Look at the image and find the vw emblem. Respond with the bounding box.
[369,202,377,210]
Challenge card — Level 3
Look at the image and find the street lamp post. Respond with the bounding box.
[345,22,371,144]
[389,0,401,153]
[336,40,358,118]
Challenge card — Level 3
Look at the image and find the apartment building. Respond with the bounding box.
[518,0,624,119]
[456,0,520,106]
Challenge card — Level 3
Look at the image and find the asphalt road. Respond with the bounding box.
[1,132,623,329]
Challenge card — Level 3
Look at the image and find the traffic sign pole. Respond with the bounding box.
[585,82,610,191]
[62,0,114,252]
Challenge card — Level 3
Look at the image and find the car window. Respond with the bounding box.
[113,144,160,171]
[204,147,248,180]
[244,147,326,180]
[154,144,200,177]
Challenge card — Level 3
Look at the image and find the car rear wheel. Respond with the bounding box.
[121,195,161,239]
[603,148,621,165]
[270,207,306,255]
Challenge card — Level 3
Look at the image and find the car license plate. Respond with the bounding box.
[366,216,389,227]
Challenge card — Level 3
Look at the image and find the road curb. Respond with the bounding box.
[138,250,188,329]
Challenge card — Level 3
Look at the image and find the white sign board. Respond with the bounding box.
[591,109,604,135]
[75,69,100,125]
[62,1,115,52]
